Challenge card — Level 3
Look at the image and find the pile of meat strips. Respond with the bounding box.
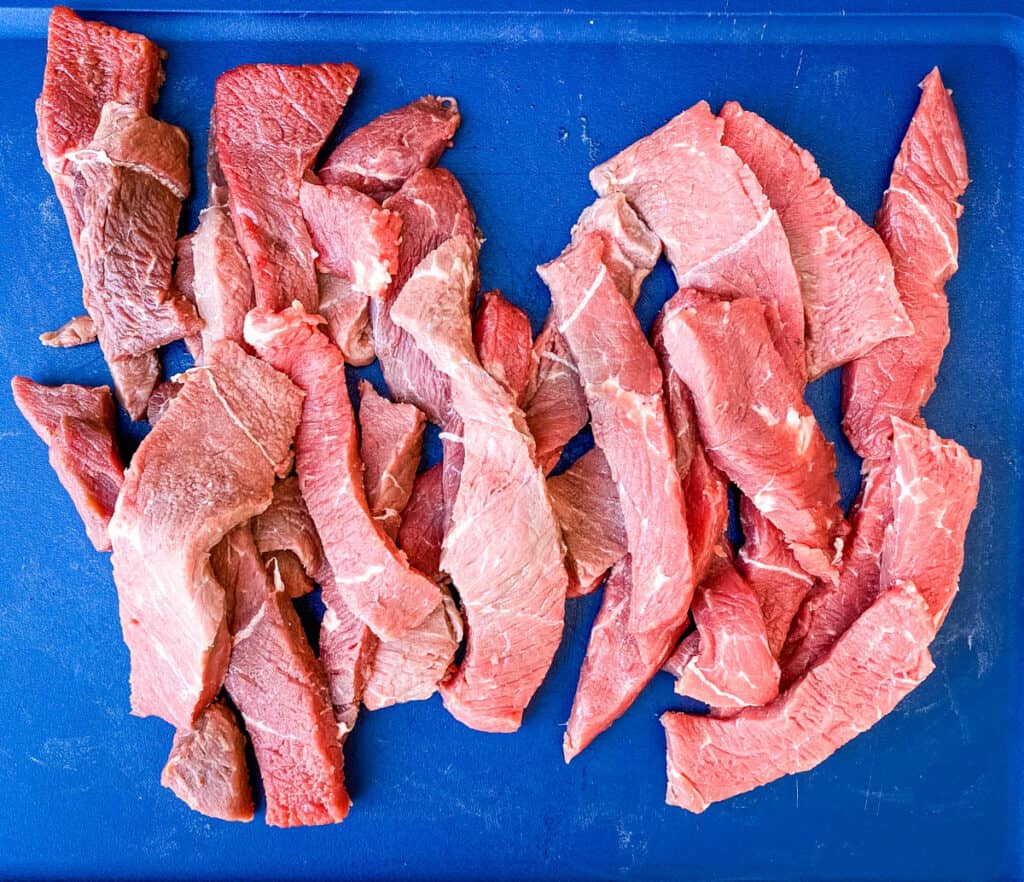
[13,6,981,825]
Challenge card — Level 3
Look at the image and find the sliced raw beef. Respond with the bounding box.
[665,550,780,710]
[843,69,969,465]
[391,235,567,732]
[473,290,534,407]
[172,234,204,361]
[547,448,626,596]
[590,100,806,380]
[358,381,426,538]
[396,463,446,580]
[539,232,693,759]
[214,526,349,827]
[214,63,359,313]
[660,295,843,582]
[320,96,461,200]
[720,101,910,380]
[375,168,479,425]
[663,583,935,812]
[145,379,182,427]
[318,274,374,366]
[267,551,316,600]
[12,377,124,551]
[736,495,815,659]
[108,342,302,729]
[245,306,441,641]
[160,700,254,823]
[319,597,374,734]
[39,315,97,348]
[191,204,253,359]
[251,476,327,585]
[300,180,402,300]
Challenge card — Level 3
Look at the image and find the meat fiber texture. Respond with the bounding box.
[214,62,359,313]
[473,290,534,408]
[161,700,254,823]
[320,96,461,200]
[391,234,567,733]
[317,273,375,366]
[108,341,302,730]
[660,295,844,583]
[539,231,694,760]
[251,475,327,590]
[11,377,124,551]
[145,379,182,427]
[39,315,96,348]
[590,100,806,382]
[213,526,350,827]
[843,69,970,467]
[396,464,446,581]
[720,101,910,380]
[244,306,440,642]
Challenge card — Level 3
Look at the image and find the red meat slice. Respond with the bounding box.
[108,342,302,729]
[39,315,97,348]
[320,96,461,200]
[214,526,349,827]
[12,377,124,551]
[251,476,327,586]
[720,101,910,380]
[267,551,316,600]
[161,700,253,823]
[663,583,935,813]
[660,295,843,583]
[214,63,359,313]
[539,231,693,759]
[391,235,567,732]
[244,306,440,642]
[591,101,805,380]
[145,379,182,427]
[300,180,402,300]
[473,290,534,407]
[843,69,969,466]
[396,464,446,581]
[317,274,374,366]
[319,596,374,734]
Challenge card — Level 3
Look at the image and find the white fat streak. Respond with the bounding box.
[886,186,958,271]
[676,209,774,285]
[353,256,392,299]
[540,351,579,374]
[438,431,464,445]
[245,716,303,743]
[557,263,608,335]
[333,564,385,585]
[233,602,268,644]
[753,404,779,427]
[198,370,279,470]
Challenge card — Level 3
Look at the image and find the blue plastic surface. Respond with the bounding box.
[0,4,1021,880]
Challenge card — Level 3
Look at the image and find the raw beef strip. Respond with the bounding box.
[251,476,327,585]
[539,232,693,758]
[267,551,316,599]
[737,495,816,659]
[843,69,969,465]
[245,306,441,641]
[108,342,302,729]
[319,596,374,734]
[172,234,203,361]
[473,290,534,407]
[191,204,253,358]
[665,550,780,710]
[160,700,254,823]
[318,274,374,366]
[720,101,910,379]
[375,168,479,425]
[146,379,182,427]
[214,62,359,313]
[300,180,402,300]
[39,315,96,348]
[662,583,935,813]
[358,381,425,538]
[320,96,461,200]
[548,448,627,597]
[591,100,806,380]
[660,295,843,582]
[391,235,567,732]
[396,464,446,580]
[214,526,349,827]
[11,377,124,551]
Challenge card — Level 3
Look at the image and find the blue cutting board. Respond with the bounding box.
[0,3,1020,879]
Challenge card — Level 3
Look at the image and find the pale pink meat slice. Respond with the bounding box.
[318,274,374,366]
[39,315,97,348]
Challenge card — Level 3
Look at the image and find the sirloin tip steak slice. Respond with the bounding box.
[842,68,970,466]
[473,290,534,408]
[214,62,359,313]
[252,476,327,586]
[320,95,462,200]
[391,235,567,733]
[244,306,441,642]
[396,463,446,581]
[108,342,302,729]
[317,273,375,366]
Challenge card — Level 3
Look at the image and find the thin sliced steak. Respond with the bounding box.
[214,526,349,827]
[108,341,302,728]
[591,101,806,380]
[11,377,123,551]
[145,379,182,427]
[172,234,204,361]
[539,231,693,759]
[214,63,359,313]
[319,593,374,734]
[320,96,461,200]
[244,306,441,641]
[161,700,254,823]
[251,475,326,584]
[39,315,97,348]
[473,290,534,407]
[391,235,567,733]
[663,583,935,813]
[191,204,253,359]
[660,295,843,582]
[267,550,316,599]
[720,101,910,379]
[842,68,969,465]
[396,463,446,581]
[318,274,374,366]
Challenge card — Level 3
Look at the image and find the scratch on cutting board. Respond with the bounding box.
[793,49,805,89]
[578,93,600,162]
[794,775,799,808]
